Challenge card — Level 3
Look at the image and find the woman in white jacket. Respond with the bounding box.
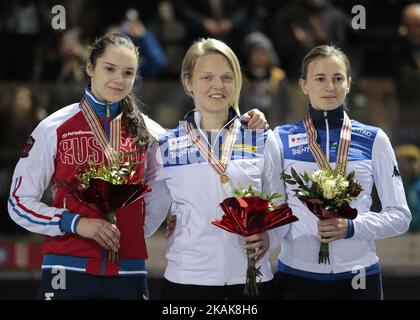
[271,45,411,299]
[148,38,286,299]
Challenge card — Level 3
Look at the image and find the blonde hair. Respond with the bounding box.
[181,38,242,115]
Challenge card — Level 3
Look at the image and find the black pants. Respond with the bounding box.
[272,271,383,300]
[159,279,275,300]
[37,269,149,300]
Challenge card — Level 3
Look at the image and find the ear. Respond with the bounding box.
[185,77,193,96]
[86,60,94,77]
[299,78,308,95]
[346,77,352,94]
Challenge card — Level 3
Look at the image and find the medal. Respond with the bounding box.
[220,173,230,184]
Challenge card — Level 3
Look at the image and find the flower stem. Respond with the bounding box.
[244,249,262,297]
[105,212,118,262]
[318,242,330,264]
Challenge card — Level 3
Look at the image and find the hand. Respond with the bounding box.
[317,218,348,243]
[166,214,177,238]
[244,232,269,262]
[203,19,221,36]
[241,109,269,130]
[76,217,120,252]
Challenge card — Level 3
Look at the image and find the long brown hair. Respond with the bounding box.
[87,33,154,146]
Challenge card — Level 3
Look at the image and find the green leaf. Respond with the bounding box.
[346,170,355,181]
[284,179,297,185]
[291,167,304,186]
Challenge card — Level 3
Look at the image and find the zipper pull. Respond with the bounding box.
[106,102,110,118]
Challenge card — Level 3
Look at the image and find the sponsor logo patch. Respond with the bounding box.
[21,136,35,158]
[168,136,192,151]
[288,133,308,148]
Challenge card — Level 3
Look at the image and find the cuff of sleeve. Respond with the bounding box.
[345,219,354,239]
[59,211,82,234]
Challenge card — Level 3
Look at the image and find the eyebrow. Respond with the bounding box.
[313,73,345,76]
[102,61,135,71]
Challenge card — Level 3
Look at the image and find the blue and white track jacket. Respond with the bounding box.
[147,110,286,285]
[271,106,411,276]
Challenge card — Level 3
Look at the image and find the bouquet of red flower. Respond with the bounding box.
[212,186,298,297]
[63,157,151,262]
[282,168,363,264]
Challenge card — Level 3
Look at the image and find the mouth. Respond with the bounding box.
[208,94,226,101]
[321,96,336,99]
[108,87,124,93]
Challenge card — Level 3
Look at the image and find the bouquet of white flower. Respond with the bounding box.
[282,168,363,264]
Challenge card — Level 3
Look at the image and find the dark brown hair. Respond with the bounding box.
[87,33,153,146]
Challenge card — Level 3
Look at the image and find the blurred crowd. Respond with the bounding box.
[0,0,420,234]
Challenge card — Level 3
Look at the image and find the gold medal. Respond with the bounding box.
[220,173,230,184]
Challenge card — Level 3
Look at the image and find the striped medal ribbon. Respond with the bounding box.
[187,119,238,184]
[80,97,122,165]
[303,111,352,175]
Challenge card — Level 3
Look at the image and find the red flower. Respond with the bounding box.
[212,195,298,297]
[213,196,297,237]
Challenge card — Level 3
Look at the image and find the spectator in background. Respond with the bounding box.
[0,85,46,234]
[173,0,257,59]
[106,8,167,81]
[264,0,349,122]
[395,144,420,233]
[0,0,45,80]
[392,3,420,145]
[41,28,88,82]
[240,32,290,127]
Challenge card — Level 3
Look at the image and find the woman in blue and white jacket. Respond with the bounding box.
[270,45,411,299]
[147,38,286,300]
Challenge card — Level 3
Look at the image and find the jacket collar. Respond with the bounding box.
[308,104,345,129]
[84,88,120,119]
[184,107,239,129]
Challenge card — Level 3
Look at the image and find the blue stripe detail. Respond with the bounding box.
[8,197,59,226]
[59,211,80,234]
[43,254,87,269]
[42,254,146,275]
[277,260,380,281]
[100,251,106,275]
[345,220,354,239]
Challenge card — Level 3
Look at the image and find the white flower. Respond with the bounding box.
[321,179,337,199]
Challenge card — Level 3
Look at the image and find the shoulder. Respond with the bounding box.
[142,114,167,141]
[36,103,80,134]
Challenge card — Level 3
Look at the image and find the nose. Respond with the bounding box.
[324,79,334,91]
[112,72,123,84]
[212,76,224,88]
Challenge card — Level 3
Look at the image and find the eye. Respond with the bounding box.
[315,76,324,82]
[105,66,115,73]
[334,76,344,82]
[222,74,234,82]
[201,75,211,80]
[125,70,135,77]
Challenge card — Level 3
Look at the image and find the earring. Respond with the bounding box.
[346,88,350,93]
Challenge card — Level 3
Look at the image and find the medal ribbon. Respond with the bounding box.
[303,111,352,175]
[80,97,122,165]
[187,118,238,181]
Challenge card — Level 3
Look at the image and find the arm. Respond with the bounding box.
[264,129,291,251]
[352,129,412,240]
[7,121,77,237]
[137,30,167,80]
[144,141,172,237]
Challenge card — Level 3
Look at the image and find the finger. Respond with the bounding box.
[319,230,340,238]
[240,114,251,123]
[109,224,121,239]
[99,229,120,251]
[245,234,260,242]
[95,234,112,250]
[247,115,259,127]
[318,225,336,232]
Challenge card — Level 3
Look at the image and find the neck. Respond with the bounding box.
[199,109,229,131]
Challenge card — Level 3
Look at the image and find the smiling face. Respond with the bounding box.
[86,44,138,103]
[299,56,351,111]
[185,53,235,115]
